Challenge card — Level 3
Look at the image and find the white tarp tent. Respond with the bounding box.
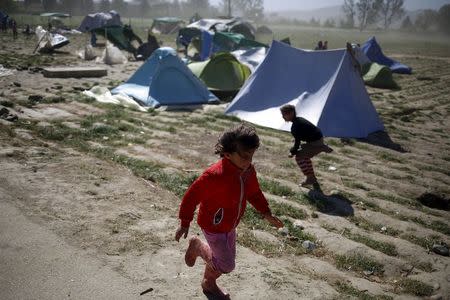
[225,41,384,138]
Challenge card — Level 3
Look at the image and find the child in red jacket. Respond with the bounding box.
[175,123,283,299]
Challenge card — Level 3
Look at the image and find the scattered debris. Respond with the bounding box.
[328,166,337,171]
[0,65,14,77]
[278,227,289,236]
[139,287,153,295]
[0,107,18,122]
[302,240,316,251]
[432,243,449,256]
[293,220,304,230]
[417,192,449,210]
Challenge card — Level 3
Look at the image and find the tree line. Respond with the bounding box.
[1,0,265,21]
[342,0,450,34]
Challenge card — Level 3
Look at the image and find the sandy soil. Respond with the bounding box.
[1,31,449,300]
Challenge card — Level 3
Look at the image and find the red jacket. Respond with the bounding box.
[178,158,271,233]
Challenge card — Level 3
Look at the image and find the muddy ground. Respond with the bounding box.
[0,30,449,300]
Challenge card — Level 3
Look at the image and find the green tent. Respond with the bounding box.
[188,52,251,93]
[362,62,399,89]
[93,25,142,54]
[213,31,267,52]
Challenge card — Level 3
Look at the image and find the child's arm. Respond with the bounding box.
[262,212,284,228]
[247,170,284,228]
[175,226,189,242]
[175,172,210,241]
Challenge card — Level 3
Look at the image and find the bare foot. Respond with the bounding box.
[202,279,230,300]
[185,236,201,267]
[322,144,334,153]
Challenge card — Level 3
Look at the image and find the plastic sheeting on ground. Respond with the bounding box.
[82,86,147,111]
[0,65,14,77]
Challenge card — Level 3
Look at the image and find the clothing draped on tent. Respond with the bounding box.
[112,47,218,108]
[362,36,412,74]
[225,41,384,138]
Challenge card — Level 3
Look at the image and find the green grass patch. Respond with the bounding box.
[377,152,405,164]
[345,231,398,256]
[269,201,308,220]
[0,100,15,108]
[348,217,401,236]
[335,253,384,275]
[395,278,433,297]
[238,228,282,257]
[367,191,421,208]
[334,281,393,300]
[258,177,296,198]
[400,233,442,250]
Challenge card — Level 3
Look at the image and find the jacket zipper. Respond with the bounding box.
[233,174,245,229]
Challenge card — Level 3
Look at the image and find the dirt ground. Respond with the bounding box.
[1,30,449,300]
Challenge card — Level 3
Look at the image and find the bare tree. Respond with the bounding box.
[356,0,382,31]
[400,15,414,31]
[111,0,126,13]
[99,0,111,12]
[415,9,439,31]
[219,0,264,20]
[438,4,450,34]
[342,0,356,28]
[380,0,405,30]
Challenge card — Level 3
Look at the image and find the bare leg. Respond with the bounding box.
[202,264,230,300]
[185,236,211,267]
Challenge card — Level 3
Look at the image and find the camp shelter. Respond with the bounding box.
[78,10,122,32]
[225,41,384,138]
[187,18,233,31]
[177,18,232,53]
[111,47,218,108]
[151,17,185,34]
[212,31,267,52]
[227,20,256,40]
[188,52,251,95]
[362,36,412,74]
[93,25,142,54]
[362,62,398,89]
[0,10,8,22]
[231,47,268,72]
[35,26,69,52]
[256,25,273,35]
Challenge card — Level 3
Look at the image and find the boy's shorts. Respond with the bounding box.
[202,229,236,274]
[296,138,333,159]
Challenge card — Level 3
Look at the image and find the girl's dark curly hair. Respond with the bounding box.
[214,123,260,157]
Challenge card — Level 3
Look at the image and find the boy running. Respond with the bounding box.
[280,104,333,189]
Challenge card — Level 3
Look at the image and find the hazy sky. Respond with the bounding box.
[209,0,450,11]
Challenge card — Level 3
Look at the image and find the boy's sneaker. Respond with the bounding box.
[300,178,318,187]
